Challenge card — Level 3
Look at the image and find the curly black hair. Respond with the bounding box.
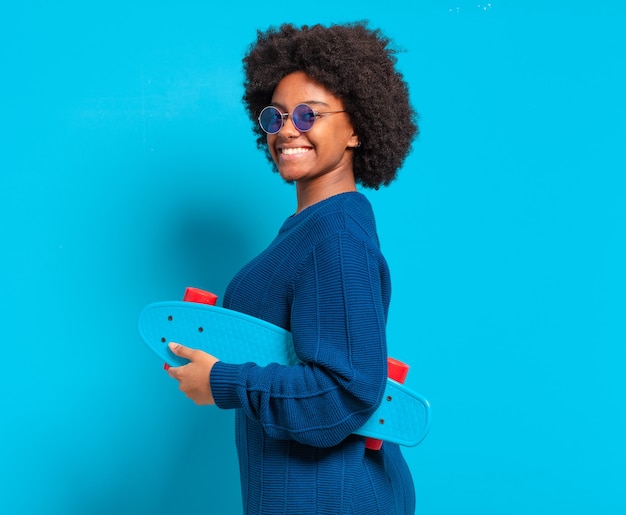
[242,21,418,189]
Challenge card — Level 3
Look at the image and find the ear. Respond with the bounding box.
[348,132,360,149]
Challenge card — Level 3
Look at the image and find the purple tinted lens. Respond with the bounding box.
[259,106,283,134]
[292,104,316,131]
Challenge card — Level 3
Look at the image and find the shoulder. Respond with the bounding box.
[295,193,388,275]
[294,192,380,247]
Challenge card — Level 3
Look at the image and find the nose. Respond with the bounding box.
[278,114,301,137]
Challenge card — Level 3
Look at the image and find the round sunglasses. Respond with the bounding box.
[258,103,346,134]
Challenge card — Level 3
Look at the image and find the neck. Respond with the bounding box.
[295,173,357,214]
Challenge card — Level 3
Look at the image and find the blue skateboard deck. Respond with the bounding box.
[138,301,431,447]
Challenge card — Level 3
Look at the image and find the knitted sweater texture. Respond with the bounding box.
[210,192,415,514]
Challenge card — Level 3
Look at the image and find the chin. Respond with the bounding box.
[277,168,302,183]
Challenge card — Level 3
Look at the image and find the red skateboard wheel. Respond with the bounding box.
[365,357,410,451]
[387,357,409,384]
[183,287,218,305]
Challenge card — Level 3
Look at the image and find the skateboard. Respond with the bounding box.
[138,289,431,448]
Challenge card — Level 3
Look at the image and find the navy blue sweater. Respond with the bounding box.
[210,192,415,514]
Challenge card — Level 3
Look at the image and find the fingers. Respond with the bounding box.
[168,341,192,359]
[166,343,189,378]
[165,345,217,406]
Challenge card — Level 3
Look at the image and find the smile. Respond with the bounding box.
[280,147,311,155]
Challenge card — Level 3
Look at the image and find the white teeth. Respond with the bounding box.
[281,147,310,155]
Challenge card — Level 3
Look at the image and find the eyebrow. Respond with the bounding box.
[271,100,331,110]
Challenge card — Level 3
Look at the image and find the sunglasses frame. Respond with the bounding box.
[258,103,347,134]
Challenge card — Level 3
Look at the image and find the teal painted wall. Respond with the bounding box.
[2,2,625,513]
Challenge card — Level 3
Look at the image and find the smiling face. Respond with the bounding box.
[266,71,359,210]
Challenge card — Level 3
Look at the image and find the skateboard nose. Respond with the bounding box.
[164,287,219,370]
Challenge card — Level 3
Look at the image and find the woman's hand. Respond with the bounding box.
[166,342,219,405]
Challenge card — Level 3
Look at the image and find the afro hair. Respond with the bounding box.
[242,21,418,189]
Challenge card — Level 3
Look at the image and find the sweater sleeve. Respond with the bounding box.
[210,231,389,448]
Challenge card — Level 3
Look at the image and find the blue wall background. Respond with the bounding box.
[2,2,625,514]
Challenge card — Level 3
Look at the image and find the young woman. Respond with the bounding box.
[167,22,419,514]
